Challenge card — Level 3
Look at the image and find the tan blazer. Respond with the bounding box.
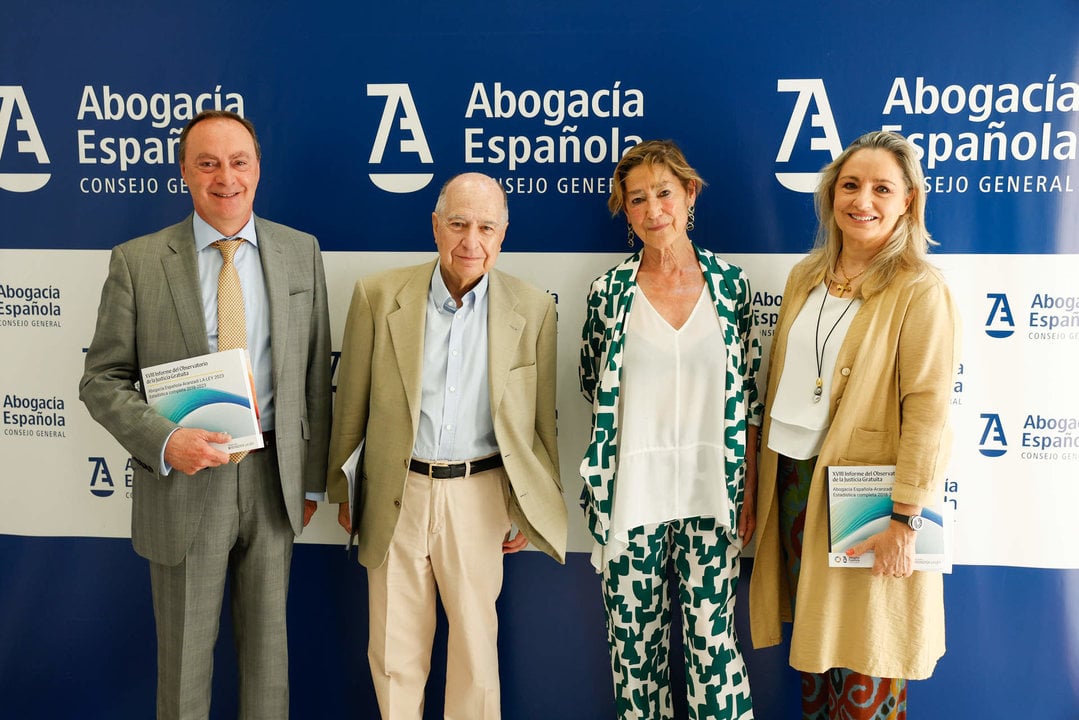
[327,260,566,568]
[749,259,959,680]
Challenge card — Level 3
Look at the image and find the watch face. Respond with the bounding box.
[909,515,925,531]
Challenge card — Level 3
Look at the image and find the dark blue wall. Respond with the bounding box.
[2,536,1075,718]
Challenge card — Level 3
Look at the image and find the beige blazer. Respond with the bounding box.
[749,259,959,680]
[327,260,566,568]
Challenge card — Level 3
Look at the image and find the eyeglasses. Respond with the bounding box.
[439,217,504,239]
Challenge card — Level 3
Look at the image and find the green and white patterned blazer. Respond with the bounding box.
[578,245,763,546]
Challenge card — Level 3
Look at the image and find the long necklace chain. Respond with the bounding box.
[813,281,858,403]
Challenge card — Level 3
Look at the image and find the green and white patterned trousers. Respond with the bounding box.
[601,517,754,720]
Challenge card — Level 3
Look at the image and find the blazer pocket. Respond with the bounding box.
[288,263,315,294]
[286,292,314,363]
[504,365,538,418]
[509,361,537,374]
[839,427,895,465]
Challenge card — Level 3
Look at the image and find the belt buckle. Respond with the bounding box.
[428,461,450,479]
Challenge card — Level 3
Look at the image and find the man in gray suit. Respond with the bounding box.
[327,172,566,720]
[80,110,331,720]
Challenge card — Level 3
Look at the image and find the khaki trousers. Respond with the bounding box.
[367,464,511,720]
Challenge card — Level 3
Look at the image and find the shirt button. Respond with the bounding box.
[445,424,453,430]
[393,499,401,508]
[841,367,851,376]
[449,386,456,393]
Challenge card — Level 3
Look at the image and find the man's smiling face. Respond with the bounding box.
[180,117,260,237]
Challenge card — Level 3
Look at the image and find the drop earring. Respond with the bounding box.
[627,224,635,248]
[687,206,696,233]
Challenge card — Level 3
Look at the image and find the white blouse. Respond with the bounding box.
[767,282,861,460]
[593,287,736,567]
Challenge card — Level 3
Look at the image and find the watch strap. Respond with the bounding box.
[890,511,922,530]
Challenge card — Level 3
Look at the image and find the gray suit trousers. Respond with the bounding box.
[148,448,294,720]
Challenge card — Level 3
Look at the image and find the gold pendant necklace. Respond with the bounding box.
[834,257,866,297]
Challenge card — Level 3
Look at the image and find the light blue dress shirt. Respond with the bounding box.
[412,264,498,462]
[193,213,274,432]
[158,213,273,475]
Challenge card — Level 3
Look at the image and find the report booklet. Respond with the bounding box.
[342,439,365,551]
[826,465,951,572]
[140,348,263,454]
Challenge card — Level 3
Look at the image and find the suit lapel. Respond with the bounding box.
[487,270,524,417]
[256,218,289,391]
[162,219,210,356]
[387,262,435,429]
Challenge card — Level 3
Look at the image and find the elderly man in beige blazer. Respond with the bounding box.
[327,172,565,720]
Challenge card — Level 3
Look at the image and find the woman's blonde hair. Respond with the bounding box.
[804,130,935,297]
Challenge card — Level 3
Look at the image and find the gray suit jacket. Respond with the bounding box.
[326,260,566,567]
[80,215,332,566]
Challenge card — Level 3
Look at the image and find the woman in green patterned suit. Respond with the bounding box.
[579,140,762,720]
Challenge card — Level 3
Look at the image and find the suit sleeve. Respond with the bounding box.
[303,237,333,493]
[893,276,960,506]
[578,278,605,404]
[536,293,561,490]
[326,278,376,503]
[79,245,177,470]
[737,269,764,427]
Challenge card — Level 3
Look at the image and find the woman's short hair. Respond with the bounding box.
[607,139,706,216]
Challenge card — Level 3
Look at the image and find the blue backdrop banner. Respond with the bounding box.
[1,2,1077,718]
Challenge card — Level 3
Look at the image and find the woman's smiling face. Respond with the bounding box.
[832,148,912,254]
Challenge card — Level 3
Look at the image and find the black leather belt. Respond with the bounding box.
[409,454,503,479]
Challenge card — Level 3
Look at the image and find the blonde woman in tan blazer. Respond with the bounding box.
[749,131,960,719]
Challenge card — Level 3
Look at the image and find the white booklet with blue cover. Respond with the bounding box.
[140,348,263,454]
[826,465,951,572]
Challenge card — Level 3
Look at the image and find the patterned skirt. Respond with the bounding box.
[776,454,907,720]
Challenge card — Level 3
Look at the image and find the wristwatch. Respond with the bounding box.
[890,512,924,531]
